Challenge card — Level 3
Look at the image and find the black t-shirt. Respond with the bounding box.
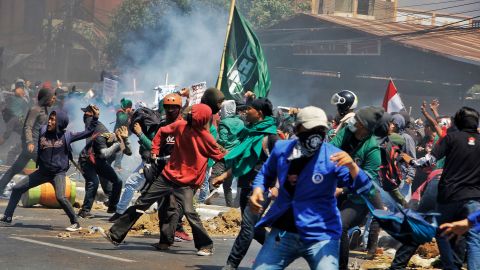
[272,155,313,233]
[432,130,480,203]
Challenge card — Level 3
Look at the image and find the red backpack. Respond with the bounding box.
[87,133,101,164]
[379,140,404,192]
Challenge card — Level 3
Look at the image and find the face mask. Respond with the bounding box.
[83,115,91,124]
[347,117,357,133]
[297,131,323,153]
[186,113,193,126]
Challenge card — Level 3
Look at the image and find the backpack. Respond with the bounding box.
[86,133,101,165]
[378,138,404,192]
[129,107,161,136]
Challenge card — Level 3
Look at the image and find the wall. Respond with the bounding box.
[259,14,480,115]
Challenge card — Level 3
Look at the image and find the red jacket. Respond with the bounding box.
[152,104,225,187]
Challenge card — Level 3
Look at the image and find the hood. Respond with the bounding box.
[190,104,212,128]
[374,112,392,138]
[50,110,69,134]
[355,106,384,133]
[392,114,406,132]
[201,88,224,114]
[37,88,55,107]
[399,111,411,127]
[220,100,236,119]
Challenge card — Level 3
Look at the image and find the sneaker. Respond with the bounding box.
[197,247,213,256]
[145,202,158,214]
[98,227,121,246]
[174,230,193,242]
[107,206,117,214]
[349,228,362,250]
[151,243,170,250]
[204,188,221,205]
[66,222,82,232]
[221,263,237,270]
[0,215,12,226]
[78,210,94,219]
[108,213,121,223]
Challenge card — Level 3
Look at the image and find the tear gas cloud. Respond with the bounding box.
[119,4,228,105]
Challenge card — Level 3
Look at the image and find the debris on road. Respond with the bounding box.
[57,232,71,239]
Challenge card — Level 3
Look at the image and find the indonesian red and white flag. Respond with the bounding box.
[382,79,405,113]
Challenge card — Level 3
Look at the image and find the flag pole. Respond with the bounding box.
[216,0,236,89]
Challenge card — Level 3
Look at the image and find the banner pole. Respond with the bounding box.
[216,0,236,89]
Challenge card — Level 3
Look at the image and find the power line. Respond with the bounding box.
[326,1,480,29]
[261,1,479,33]
[261,14,480,48]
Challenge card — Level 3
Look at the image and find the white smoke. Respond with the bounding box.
[118,4,228,103]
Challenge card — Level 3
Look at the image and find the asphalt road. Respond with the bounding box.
[0,200,312,270]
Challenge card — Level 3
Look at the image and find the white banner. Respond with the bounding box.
[102,78,118,104]
[188,82,207,106]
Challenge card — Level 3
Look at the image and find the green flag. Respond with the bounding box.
[217,6,271,101]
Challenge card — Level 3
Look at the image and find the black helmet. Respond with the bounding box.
[331,90,358,115]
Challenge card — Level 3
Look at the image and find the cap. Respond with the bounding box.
[295,106,328,129]
[81,104,94,113]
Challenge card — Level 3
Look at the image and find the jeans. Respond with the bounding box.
[3,171,78,224]
[226,192,270,268]
[253,228,339,270]
[399,181,411,201]
[210,161,233,207]
[239,186,252,213]
[113,152,123,169]
[0,148,36,194]
[197,167,212,203]
[116,163,145,214]
[339,191,383,270]
[109,175,213,249]
[80,159,123,212]
[437,199,480,270]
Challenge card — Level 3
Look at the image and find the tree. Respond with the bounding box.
[105,0,167,66]
[104,0,309,66]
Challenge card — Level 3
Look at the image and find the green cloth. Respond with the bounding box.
[217,6,271,101]
[208,124,219,168]
[331,127,381,203]
[218,116,245,151]
[389,133,406,147]
[115,110,129,131]
[225,116,277,177]
[433,135,445,169]
[138,132,155,151]
[120,98,132,109]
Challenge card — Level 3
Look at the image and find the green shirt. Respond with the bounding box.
[208,124,218,168]
[331,127,381,203]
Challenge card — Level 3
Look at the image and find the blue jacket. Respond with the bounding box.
[37,110,98,175]
[253,140,372,242]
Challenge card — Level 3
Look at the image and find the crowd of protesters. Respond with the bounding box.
[0,76,480,270]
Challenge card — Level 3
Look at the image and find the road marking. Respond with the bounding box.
[10,236,135,263]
